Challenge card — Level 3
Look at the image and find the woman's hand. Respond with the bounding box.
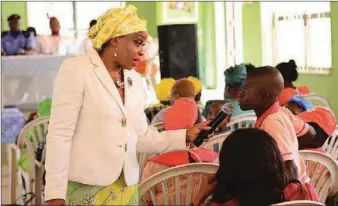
[192,173,217,206]
[46,199,65,206]
[186,121,211,142]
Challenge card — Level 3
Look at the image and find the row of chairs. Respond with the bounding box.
[7,93,334,205]
[138,151,338,205]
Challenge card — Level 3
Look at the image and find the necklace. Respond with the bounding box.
[115,78,125,88]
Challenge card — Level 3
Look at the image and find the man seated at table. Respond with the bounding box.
[1,14,34,56]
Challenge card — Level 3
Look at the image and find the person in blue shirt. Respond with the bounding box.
[1,14,34,56]
[223,63,255,117]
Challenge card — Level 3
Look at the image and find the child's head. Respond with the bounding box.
[224,64,253,99]
[169,78,195,105]
[187,76,202,103]
[164,97,198,130]
[239,66,284,112]
[155,78,176,105]
[284,95,313,115]
[213,128,289,205]
[207,101,226,121]
[276,59,298,88]
[298,106,336,147]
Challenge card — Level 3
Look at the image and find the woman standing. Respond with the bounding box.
[45,5,208,205]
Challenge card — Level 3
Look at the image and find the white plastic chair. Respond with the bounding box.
[323,126,338,161]
[152,122,164,132]
[200,132,231,152]
[9,116,49,205]
[139,163,219,205]
[227,114,257,131]
[304,94,330,108]
[271,200,324,205]
[299,150,338,203]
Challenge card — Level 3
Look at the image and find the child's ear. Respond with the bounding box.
[261,92,271,102]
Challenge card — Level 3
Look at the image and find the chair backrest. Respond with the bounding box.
[323,126,338,160]
[17,116,49,152]
[200,132,231,152]
[138,152,155,182]
[303,94,330,108]
[152,122,164,132]
[271,200,324,206]
[299,150,338,203]
[139,163,218,205]
[227,114,257,131]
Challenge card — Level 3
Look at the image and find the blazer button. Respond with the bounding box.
[121,118,126,127]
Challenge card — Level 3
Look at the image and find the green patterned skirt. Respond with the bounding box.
[66,173,138,205]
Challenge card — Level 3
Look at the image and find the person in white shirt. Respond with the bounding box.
[45,5,209,206]
[36,17,79,55]
[78,19,97,54]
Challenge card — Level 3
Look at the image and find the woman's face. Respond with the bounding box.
[115,31,148,70]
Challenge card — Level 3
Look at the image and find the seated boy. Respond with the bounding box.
[239,66,317,183]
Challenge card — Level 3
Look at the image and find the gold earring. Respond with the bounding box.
[114,48,118,57]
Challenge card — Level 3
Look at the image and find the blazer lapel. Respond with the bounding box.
[88,48,126,117]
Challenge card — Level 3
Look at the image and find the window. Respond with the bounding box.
[27,2,125,39]
[27,2,74,37]
[74,2,124,41]
[272,2,331,74]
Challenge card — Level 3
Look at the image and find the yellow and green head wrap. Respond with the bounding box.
[187,76,202,96]
[155,78,176,102]
[88,5,147,50]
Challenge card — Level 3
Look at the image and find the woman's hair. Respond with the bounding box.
[212,128,293,206]
[276,60,298,83]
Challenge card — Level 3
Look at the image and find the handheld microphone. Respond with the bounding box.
[193,103,233,147]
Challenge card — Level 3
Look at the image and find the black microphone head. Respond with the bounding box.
[221,103,234,116]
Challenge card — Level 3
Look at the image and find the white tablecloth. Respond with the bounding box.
[1,55,70,107]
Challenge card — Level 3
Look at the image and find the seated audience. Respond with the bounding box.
[194,128,319,206]
[276,60,310,104]
[145,78,176,123]
[239,66,317,183]
[78,19,97,54]
[2,14,34,55]
[151,78,196,124]
[142,97,218,205]
[223,63,254,117]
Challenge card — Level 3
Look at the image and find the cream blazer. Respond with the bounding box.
[45,48,187,201]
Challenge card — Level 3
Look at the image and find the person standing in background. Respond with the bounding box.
[78,19,97,54]
[1,14,34,55]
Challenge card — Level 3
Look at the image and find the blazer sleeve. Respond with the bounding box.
[135,79,187,154]
[45,58,85,201]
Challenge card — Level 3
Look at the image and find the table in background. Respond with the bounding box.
[2,55,70,109]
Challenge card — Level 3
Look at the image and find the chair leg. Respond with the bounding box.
[9,146,17,204]
[35,166,42,205]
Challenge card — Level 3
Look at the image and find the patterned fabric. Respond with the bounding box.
[1,108,26,144]
[88,5,147,50]
[224,64,247,89]
[164,98,198,130]
[66,174,138,205]
[145,103,168,123]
